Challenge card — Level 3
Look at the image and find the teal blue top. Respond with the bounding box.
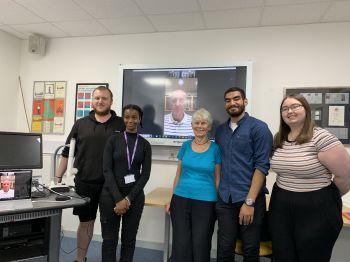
[174,140,221,202]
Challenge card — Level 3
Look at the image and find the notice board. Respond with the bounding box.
[285,87,350,144]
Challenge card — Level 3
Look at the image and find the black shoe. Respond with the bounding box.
[74,258,87,262]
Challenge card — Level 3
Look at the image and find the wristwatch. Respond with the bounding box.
[245,198,255,207]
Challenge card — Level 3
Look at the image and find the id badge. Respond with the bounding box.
[124,174,135,184]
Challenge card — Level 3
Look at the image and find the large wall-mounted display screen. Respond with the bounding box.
[119,62,252,146]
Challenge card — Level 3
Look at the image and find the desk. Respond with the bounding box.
[0,192,88,262]
[145,187,172,262]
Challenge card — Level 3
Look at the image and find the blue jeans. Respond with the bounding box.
[216,193,266,262]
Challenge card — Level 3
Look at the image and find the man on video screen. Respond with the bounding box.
[164,89,194,137]
[0,176,15,199]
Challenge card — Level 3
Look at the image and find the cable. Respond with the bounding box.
[59,230,79,254]
[18,76,30,132]
[30,183,93,256]
[31,183,50,198]
[36,183,88,200]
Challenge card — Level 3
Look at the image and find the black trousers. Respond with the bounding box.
[170,194,216,262]
[216,193,266,262]
[99,190,145,262]
[269,183,343,262]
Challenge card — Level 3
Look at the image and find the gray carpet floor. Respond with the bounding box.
[59,236,163,262]
[59,237,270,261]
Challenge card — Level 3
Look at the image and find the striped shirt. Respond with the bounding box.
[271,127,341,192]
[163,112,194,137]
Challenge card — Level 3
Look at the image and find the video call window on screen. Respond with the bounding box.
[0,171,32,200]
[120,63,252,146]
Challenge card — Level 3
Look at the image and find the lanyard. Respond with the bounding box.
[123,132,139,171]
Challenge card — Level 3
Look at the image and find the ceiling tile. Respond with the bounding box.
[204,8,261,29]
[99,16,155,34]
[0,0,44,24]
[322,1,350,21]
[265,0,330,5]
[149,13,204,31]
[15,0,92,21]
[198,0,264,11]
[0,0,348,39]
[53,20,109,37]
[73,0,142,18]
[261,2,329,26]
[0,25,29,39]
[11,23,69,38]
[134,0,199,14]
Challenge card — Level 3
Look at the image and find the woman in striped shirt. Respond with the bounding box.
[269,94,350,262]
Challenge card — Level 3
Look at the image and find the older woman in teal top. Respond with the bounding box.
[165,108,221,262]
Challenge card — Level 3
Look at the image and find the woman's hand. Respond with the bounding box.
[165,202,171,214]
[114,199,129,215]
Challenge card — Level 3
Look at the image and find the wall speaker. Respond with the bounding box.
[28,34,46,55]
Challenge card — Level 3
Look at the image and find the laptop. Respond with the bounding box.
[0,170,33,211]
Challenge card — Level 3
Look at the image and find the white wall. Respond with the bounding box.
[0,31,21,131]
[17,22,350,260]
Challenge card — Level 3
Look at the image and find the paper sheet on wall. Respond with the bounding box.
[325,93,349,104]
[328,106,345,126]
[313,110,322,121]
[326,128,349,140]
[300,93,323,104]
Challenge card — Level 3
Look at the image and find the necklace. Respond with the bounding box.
[193,137,209,145]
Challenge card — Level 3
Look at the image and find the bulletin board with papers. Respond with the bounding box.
[285,87,350,144]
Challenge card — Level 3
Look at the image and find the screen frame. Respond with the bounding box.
[0,132,43,170]
[117,62,253,146]
[0,170,32,201]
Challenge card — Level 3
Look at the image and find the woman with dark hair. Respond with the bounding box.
[99,104,152,262]
[270,94,350,262]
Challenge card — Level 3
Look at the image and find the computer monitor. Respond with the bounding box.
[0,132,43,170]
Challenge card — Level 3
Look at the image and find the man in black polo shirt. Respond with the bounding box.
[56,86,124,262]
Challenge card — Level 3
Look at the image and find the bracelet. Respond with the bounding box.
[125,196,131,205]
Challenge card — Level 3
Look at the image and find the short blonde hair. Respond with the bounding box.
[192,108,213,125]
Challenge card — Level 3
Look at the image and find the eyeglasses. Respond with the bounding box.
[281,104,303,113]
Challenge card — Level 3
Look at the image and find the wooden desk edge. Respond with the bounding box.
[144,187,350,227]
[145,187,172,208]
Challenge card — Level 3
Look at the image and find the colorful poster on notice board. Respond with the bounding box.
[31,81,66,134]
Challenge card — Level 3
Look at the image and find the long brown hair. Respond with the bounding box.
[273,94,314,150]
